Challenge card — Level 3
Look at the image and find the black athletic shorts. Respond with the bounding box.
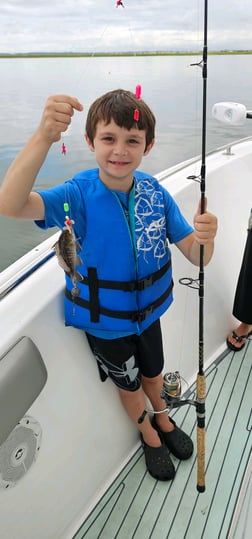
[85,319,164,392]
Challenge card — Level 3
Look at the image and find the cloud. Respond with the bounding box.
[0,0,252,53]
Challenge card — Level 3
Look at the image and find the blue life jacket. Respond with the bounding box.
[64,170,174,334]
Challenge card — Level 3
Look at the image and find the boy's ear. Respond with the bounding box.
[85,133,95,152]
[143,139,155,156]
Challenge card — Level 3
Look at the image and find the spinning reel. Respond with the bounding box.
[137,371,197,424]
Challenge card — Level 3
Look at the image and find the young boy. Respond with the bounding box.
[0,90,217,481]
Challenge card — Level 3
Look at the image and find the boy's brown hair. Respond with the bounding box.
[85,89,155,150]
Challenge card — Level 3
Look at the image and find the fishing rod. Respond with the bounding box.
[177,0,208,493]
[192,0,208,494]
[138,1,208,493]
[161,0,209,494]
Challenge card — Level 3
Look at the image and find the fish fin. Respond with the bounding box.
[76,271,83,283]
[56,254,71,273]
[76,255,83,266]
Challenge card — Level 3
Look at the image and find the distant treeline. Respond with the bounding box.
[1,50,252,58]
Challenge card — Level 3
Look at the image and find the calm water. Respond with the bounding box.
[1,54,252,271]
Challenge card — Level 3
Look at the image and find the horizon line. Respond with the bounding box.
[1,49,252,58]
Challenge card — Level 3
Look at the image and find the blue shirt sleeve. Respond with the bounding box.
[35,180,86,241]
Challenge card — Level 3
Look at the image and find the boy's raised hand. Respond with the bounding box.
[39,95,83,144]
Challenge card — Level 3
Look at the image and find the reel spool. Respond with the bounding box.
[163,371,182,398]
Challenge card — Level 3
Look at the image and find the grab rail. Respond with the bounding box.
[0,232,59,300]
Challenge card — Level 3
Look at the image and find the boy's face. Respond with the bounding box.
[85,119,154,191]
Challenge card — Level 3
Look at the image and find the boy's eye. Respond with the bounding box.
[101,136,140,145]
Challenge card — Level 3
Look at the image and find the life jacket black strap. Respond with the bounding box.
[65,280,173,323]
[79,259,171,292]
[88,267,100,323]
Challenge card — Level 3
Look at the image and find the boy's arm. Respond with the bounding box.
[175,198,217,266]
[0,95,83,220]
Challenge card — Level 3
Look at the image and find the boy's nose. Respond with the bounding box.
[113,144,127,155]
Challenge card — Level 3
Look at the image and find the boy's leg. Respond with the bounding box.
[141,373,175,433]
[86,323,192,478]
[142,373,193,461]
[86,330,175,478]
[118,383,176,481]
[118,372,176,448]
[118,385,162,447]
[136,323,193,460]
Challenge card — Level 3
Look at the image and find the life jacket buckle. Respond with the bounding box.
[133,305,154,322]
[137,275,153,291]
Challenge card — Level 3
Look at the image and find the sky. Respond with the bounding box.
[1,0,252,54]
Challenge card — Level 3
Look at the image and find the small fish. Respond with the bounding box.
[53,224,83,297]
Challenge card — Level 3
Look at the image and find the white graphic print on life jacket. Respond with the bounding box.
[135,179,167,263]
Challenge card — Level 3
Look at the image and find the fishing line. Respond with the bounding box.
[60,5,138,156]
[59,49,96,155]
[185,0,207,195]
[59,16,118,155]
[58,2,142,245]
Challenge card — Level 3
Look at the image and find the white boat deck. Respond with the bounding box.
[74,341,252,539]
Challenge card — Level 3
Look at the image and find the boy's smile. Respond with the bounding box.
[85,120,154,192]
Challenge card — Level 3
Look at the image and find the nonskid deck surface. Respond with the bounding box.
[74,342,252,539]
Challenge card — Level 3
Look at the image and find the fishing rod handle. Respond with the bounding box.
[197,424,206,492]
[196,372,206,492]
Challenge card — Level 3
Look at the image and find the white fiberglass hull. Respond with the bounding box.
[0,137,251,538]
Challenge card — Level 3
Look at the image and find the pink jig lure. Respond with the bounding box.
[134,84,142,122]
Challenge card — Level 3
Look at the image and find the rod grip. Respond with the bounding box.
[197,425,206,492]
[196,373,206,492]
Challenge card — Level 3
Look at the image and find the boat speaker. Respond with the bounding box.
[0,415,42,490]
